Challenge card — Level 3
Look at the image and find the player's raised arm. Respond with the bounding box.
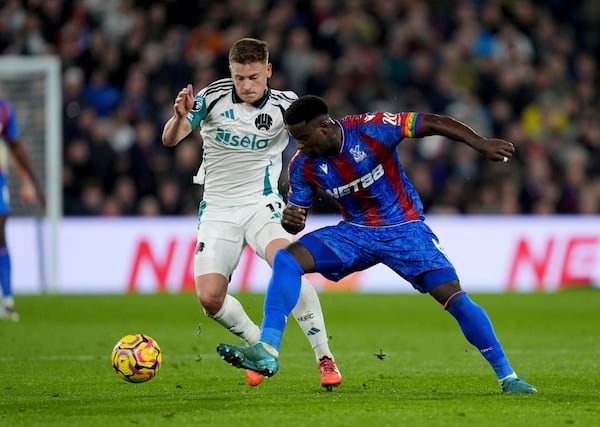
[416,113,515,162]
[162,83,195,147]
[281,203,307,235]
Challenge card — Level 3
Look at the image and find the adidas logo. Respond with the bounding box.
[220,109,235,119]
[307,327,321,336]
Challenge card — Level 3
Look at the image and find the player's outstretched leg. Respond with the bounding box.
[444,291,537,394]
[217,342,279,377]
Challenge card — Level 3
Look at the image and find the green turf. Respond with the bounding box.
[0,289,598,427]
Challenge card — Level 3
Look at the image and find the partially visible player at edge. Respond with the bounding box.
[217,95,537,394]
[0,98,46,321]
[161,39,341,388]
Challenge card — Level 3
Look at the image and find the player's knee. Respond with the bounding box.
[197,293,224,316]
[273,249,304,274]
[429,280,462,306]
[194,274,229,315]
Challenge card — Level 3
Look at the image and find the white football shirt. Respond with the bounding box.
[186,78,297,206]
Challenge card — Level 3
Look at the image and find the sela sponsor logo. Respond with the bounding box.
[255,113,273,130]
[325,163,384,199]
[215,127,269,150]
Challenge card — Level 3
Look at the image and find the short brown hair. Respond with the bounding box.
[228,38,269,64]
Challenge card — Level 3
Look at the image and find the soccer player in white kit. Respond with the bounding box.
[162,38,341,388]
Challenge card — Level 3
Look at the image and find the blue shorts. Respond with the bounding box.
[298,220,458,293]
[0,174,9,214]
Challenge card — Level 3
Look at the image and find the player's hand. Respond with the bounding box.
[21,182,46,209]
[173,83,195,117]
[20,182,36,206]
[282,204,307,235]
[478,138,516,162]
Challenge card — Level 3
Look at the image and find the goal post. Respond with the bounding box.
[0,56,62,293]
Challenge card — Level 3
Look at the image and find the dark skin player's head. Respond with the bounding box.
[284,95,342,158]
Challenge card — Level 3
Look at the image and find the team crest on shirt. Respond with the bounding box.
[255,113,273,131]
[350,145,366,162]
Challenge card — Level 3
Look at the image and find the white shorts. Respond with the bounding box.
[193,193,292,279]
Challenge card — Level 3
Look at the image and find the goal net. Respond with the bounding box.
[0,56,62,292]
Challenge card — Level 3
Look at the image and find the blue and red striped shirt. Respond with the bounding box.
[0,99,19,142]
[288,111,424,226]
[0,99,20,175]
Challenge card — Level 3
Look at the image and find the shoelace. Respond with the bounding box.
[319,358,337,373]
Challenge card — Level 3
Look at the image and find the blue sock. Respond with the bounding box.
[260,250,304,351]
[445,292,514,380]
[0,247,12,298]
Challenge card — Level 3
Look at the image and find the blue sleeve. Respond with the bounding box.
[359,112,422,149]
[287,155,313,208]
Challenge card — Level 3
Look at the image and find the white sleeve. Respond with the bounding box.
[192,162,205,185]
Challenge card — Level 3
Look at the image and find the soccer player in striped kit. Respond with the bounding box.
[218,95,537,394]
[0,98,46,321]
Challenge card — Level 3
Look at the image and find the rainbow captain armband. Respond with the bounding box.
[400,112,421,138]
[186,95,208,131]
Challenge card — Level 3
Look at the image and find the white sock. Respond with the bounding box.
[261,342,279,357]
[209,294,260,344]
[499,372,518,383]
[2,297,14,309]
[291,277,334,362]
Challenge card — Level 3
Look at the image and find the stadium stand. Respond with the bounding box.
[1,0,598,215]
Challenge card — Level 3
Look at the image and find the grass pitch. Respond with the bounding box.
[0,289,598,427]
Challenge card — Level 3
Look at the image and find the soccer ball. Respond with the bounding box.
[111,333,162,383]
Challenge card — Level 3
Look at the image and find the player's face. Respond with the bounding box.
[229,61,272,104]
[288,118,337,158]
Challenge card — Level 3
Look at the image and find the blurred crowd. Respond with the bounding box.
[1,0,599,216]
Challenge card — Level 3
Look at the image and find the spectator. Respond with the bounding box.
[0,0,598,216]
